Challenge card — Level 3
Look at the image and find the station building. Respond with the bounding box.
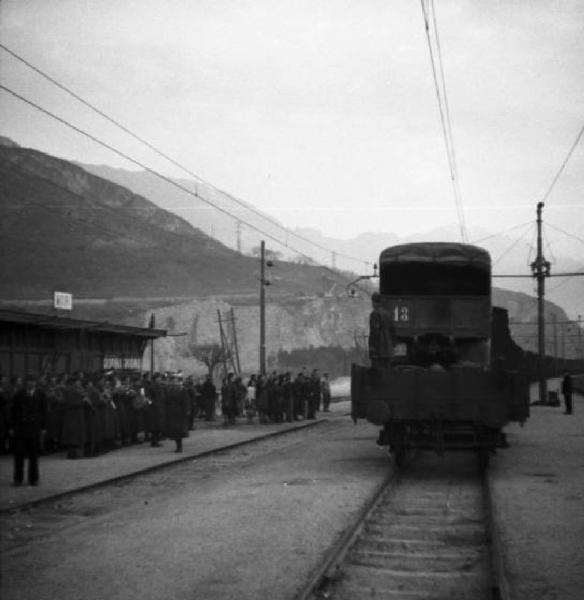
[0,309,166,377]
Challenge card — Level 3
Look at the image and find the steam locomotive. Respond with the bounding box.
[351,242,529,468]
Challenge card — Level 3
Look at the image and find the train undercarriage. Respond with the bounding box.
[351,363,529,469]
[376,419,508,469]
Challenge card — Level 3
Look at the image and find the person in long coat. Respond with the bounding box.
[255,374,269,424]
[221,373,237,426]
[61,377,87,459]
[99,378,118,449]
[561,370,574,415]
[147,374,166,447]
[1,375,15,454]
[201,375,217,421]
[9,374,47,485]
[164,377,188,452]
[44,375,65,452]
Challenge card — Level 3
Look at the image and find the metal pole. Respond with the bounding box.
[217,309,228,378]
[535,202,548,403]
[260,240,266,375]
[230,308,241,375]
[149,313,155,376]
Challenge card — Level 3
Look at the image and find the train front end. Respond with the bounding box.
[351,242,529,467]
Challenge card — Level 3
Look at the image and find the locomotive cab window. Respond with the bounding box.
[380,263,490,296]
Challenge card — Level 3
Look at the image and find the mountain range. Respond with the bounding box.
[0,138,344,302]
[79,159,584,321]
[1,136,582,361]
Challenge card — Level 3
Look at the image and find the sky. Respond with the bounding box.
[1,0,583,251]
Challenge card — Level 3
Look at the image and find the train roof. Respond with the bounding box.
[379,242,491,271]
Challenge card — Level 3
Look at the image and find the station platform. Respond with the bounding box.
[0,406,346,514]
[490,383,584,600]
[1,386,582,600]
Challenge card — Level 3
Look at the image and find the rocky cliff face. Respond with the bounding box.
[146,289,579,376]
[146,295,370,375]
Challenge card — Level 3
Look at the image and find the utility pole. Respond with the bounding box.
[259,240,273,375]
[531,202,551,404]
[260,240,266,375]
[230,308,241,375]
[149,313,156,375]
[217,309,229,378]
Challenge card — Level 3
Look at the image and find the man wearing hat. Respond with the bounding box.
[9,374,48,486]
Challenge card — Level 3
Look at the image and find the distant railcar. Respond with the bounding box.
[351,242,529,468]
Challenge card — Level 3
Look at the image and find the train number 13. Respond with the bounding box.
[393,305,410,322]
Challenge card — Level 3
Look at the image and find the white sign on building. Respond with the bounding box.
[54,291,73,311]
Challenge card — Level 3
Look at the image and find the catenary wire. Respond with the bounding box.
[0,84,366,288]
[420,0,467,242]
[540,123,584,206]
[0,43,369,267]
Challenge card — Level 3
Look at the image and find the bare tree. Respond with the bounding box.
[188,343,231,379]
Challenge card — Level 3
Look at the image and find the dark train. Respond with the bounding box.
[351,242,530,468]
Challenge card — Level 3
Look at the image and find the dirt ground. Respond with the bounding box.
[1,416,390,600]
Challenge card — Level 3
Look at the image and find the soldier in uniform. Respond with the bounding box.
[221,373,237,426]
[201,375,217,421]
[9,374,47,486]
[368,292,396,369]
[164,376,188,452]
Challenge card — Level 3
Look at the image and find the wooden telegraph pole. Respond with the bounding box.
[531,202,551,404]
[259,240,267,375]
[149,313,156,375]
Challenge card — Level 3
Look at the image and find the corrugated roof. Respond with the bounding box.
[0,309,167,339]
[379,242,491,270]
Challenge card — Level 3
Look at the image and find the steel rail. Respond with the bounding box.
[296,451,510,600]
[483,467,511,600]
[294,452,416,600]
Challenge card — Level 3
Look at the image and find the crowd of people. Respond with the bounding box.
[0,368,333,485]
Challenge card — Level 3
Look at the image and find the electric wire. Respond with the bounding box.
[541,123,584,206]
[0,43,369,267]
[491,223,534,266]
[470,221,533,245]
[0,84,364,290]
[546,222,584,248]
[420,0,467,242]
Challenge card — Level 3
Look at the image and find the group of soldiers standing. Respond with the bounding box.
[1,368,334,485]
[220,369,332,426]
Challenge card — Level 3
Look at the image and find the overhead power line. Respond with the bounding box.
[540,123,584,206]
[420,0,467,242]
[470,221,533,245]
[0,43,368,267]
[0,84,365,288]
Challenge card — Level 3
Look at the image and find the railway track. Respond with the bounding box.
[298,452,506,600]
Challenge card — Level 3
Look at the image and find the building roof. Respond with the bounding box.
[0,309,167,339]
[379,242,491,271]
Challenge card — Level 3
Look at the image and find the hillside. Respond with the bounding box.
[0,142,345,300]
[1,138,580,365]
[79,162,584,320]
